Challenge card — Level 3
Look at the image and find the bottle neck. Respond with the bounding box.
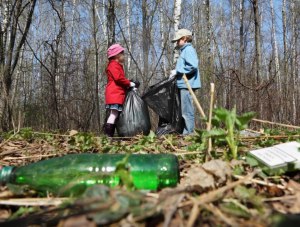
[0,166,14,185]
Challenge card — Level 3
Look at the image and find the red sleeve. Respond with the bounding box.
[107,63,130,88]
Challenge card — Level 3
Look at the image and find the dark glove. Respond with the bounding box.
[133,80,140,88]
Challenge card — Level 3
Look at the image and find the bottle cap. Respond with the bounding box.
[0,166,14,185]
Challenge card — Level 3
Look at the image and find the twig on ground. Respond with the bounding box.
[163,194,185,227]
[3,154,58,160]
[240,134,300,141]
[187,198,200,227]
[180,171,257,209]
[0,197,69,206]
[233,175,294,192]
[202,203,238,226]
[252,119,300,129]
[174,151,204,156]
[262,195,296,202]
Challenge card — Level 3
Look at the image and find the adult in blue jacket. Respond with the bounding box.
[170,29,201,135]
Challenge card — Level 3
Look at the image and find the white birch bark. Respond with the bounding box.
[270,0,280,86]
[173,0,182,64]
[94,0,107,42]
[291,1,296,124]
[282,0,287,77]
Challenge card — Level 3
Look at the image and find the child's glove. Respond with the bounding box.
[133,80,140,88]
[129,82,138,91]
[169,69,177,78]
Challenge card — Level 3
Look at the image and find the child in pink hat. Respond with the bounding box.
[104,44,139,137]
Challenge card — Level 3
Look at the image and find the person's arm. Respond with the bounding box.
[108,64,131,87]
[177,47,199,75]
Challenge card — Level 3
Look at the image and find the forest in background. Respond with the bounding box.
[0,0,299,132]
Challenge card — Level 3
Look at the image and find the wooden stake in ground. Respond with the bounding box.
[182,74,206,118]
[207,83,215,160]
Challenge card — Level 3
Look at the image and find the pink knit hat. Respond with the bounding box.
[107,44,125,59]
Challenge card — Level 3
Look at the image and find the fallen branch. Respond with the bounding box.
[163,194,185,227]
[174,151,204,156]
[3,154,58,160]
[0,197,69,206]
[183,171,257,227]
[263,195,296,202]
[202,203,238,226]
[233,175,293,192]
[240,134,300,141]
[252,119,300,130]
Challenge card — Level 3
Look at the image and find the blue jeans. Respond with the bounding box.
[180,89,195,135]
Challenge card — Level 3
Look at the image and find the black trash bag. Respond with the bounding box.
[142,77,184,135]
[116,90,151,137]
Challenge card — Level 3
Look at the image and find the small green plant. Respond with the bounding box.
[68,132,96,152]
[11,127,35,141]
[193,107,255,160]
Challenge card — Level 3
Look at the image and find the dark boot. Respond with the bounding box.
[104,123,115,137]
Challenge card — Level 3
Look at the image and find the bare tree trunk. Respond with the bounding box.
[92,0,100,132]
[204,0,212,75]
[230,0,236,68]
[252,0,262,115]
[173,0,182,64]
[159,1,166,77]
[270,0,282,121]
[282,0,287,78]
[270,0,281,88]
[142,0,149,77]
[107,0,115,47]
[282,0,288,121]
[95,1,107,42]
[290,1,297,124]
[239,0,245,111]
[230,0,236,108]
[126,0,132,75]
[252,0,262,84]
[0,0,37,131]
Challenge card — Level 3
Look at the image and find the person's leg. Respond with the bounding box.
[104,109,120,137]
[107,109,119,124]
[180,89,195,135]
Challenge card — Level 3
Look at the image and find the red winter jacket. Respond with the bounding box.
[105,60,131,105]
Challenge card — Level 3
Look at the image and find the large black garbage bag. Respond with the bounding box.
[142,77,184,135]
[116,90,151,137]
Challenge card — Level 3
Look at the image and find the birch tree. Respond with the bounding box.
[173,0,182,64]
[282,0,287,79]
[290,1,297,124]
[270,0,282,120]
[92,0,100,131]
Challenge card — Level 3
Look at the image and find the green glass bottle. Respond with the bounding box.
[0,154,179,196]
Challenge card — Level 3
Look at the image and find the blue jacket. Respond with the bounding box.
[175,43,201,89]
